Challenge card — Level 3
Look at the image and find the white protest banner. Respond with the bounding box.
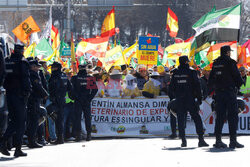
[88,97,250,137]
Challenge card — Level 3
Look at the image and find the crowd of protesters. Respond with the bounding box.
[0,44,249,157]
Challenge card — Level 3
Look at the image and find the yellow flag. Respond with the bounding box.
[24,42,36,58]
[165,42,191,59]
[103,46,124,72]
[123,42,138,65]
[12,16,41,44]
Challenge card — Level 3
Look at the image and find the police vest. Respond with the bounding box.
[65,92,74,104]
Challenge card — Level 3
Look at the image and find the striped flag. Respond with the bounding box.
[101,7,115,37]
[206,41,237,63]
[76,36,109,61]
[51,25,60,49]
[192,4,241,50]
[166,8,178,38]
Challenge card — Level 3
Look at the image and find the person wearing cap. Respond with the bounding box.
[48,61,71,144]
[26,60,48,149]
[105,68,123,97]
[157,65,170,96]
[142,71,161,98]
[200,66,212,99]
[169,55,208,148]
[92,69,106,98]
[71,64,98,141]
[123,74,141,98]
[133,65,148,90]
[1,44,32,157]
[208,45,244,149]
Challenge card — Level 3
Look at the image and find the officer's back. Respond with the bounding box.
[3,45,31,95]
[49,62,68,103]
[208,46,243,90]
[169,56,201,103]
[71,65,97,100]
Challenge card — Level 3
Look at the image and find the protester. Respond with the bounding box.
[200,66,212,99]
[142,72,161,98]
[105,67,123,97]
[134,65,148,90]
[123,74,141,98]
[238,66,250,97]
[157,65,170,95]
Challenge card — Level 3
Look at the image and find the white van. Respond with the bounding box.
[0,33,15,57]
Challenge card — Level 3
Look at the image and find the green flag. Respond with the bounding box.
[78,56,87,65]
[34,38,53,59]
[59,36,69,56]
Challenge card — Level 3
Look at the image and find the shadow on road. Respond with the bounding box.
[0,156,15,161]
[162,146,196,151]
[205,147,236,153]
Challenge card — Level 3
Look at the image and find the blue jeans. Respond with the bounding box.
[64,102,74,136]
[45,99,57,140]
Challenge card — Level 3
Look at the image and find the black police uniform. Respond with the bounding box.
[0,45,31,157]
[36,69,48,145]
[71,67,98,141]
[208,46,244,149]
[169,56,208,147]
[48,62,71,144]
[26,61,48,148]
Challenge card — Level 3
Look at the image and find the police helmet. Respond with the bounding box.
[51,61,62,69]
[179,55,190,65]
[14,44,24,54]
[29,60,42,67]
[221,45,233,55]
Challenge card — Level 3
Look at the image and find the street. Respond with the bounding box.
[0,136,249,167]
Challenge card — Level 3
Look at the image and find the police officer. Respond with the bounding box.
[169,56,208,147]
[71,65,98,141]
[208,45,244,149]
[0,44,31,157]
[26,60,48,148]
[48,62,71,144]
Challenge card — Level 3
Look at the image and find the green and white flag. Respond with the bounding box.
[192,4,241,49]
[34,38,53,60]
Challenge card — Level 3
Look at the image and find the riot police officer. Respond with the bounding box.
[26,60,48,148]
[48,62,71,144]
[0,44,31,157]
[169,56,208,147]
[71,65,98,141]
[208,45,244,149]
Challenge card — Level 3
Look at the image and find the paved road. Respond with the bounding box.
[0,136,248,167]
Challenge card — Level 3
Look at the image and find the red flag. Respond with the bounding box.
[166,8,178,38]
[184,36,194,43]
